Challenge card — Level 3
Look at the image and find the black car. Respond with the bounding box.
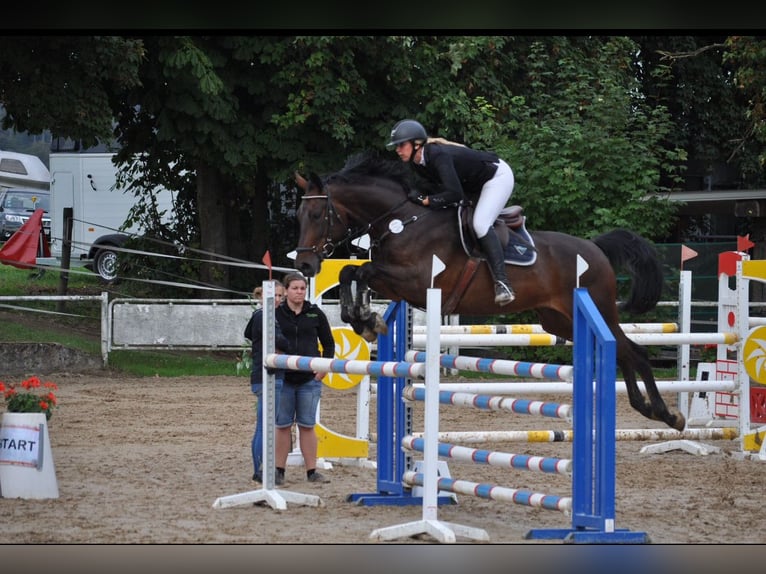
[0,188,51,241]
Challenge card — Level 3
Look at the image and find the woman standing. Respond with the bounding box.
[274,272,335,484]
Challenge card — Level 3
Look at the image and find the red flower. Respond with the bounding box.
[0,376,60,421]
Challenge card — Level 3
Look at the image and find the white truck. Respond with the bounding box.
[41,152,175,281]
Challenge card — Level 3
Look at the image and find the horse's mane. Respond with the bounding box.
[327,151,412,191]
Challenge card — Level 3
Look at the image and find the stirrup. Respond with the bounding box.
[494,281,515,305]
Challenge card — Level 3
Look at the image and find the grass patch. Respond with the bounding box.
[1,263,243,377]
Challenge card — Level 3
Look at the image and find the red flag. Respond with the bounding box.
[0,209,50,269]
[737,234,755,253]
[262,250,272,280]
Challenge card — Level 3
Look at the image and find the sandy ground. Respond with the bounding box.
[1,368,765,546]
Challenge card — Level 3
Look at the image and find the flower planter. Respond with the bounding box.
[0,412,58,499]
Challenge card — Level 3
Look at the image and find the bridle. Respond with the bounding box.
[294,191,355,260]
[295,185,435,261]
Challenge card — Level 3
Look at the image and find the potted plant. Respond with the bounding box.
[0,376,58,420]
[0,376,60,499]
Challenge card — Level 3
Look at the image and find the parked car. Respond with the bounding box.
[0,188,51,241]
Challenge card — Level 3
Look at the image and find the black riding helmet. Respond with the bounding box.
[386,119,427,150]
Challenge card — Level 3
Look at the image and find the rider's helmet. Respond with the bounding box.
[386,119,427,150]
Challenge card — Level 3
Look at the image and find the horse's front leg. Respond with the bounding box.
[355,262,388,338]
[338,263,387,342]
[338,265,359,326]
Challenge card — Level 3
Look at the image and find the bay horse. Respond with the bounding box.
[293,152,683,431]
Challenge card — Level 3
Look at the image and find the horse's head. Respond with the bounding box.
[293,152,419,277]
[293,171,348,277]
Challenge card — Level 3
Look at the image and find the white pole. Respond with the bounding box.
[677,270,692,418]
[262,280,277,490]
[421,288,442,522]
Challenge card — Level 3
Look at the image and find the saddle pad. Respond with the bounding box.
[504,222,537,266]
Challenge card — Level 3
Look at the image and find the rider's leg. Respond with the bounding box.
[474,160,515,305]
[478,228,515,305]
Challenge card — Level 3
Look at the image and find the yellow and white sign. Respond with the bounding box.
[743,326,766,385]
[324,327,371,390]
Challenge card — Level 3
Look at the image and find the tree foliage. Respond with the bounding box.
[1,35,763,295]
[0,36,144,146]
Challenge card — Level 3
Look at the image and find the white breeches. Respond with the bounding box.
[473,159,514,238]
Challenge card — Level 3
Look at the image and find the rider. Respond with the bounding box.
[386,118,516,305]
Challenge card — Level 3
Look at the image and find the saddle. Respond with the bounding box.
[438,203,537,314]
[458,204,537,266]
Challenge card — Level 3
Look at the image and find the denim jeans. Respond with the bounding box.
[251,378,283,475]
[276,379,322,428]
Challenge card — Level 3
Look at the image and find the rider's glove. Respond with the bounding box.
[407,189,425,205]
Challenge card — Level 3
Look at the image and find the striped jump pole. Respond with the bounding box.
[411,331,738,348]
[404,350,573,381]
[401,471,573,514]
[403,378,738,395]
[264,353,425,379]
[400,435,573,476]
[410,426,739,444]
[412,322,679,335]
[401,385,572,422]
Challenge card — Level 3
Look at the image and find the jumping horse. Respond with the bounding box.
[293,151,684,431]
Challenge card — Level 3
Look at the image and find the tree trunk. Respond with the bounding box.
[196,163,230,297]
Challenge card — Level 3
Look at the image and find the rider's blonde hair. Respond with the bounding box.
[426,137,466,147]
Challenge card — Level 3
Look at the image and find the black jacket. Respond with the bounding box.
[411,143,499,207]
[245,308,291,385]
[275,300,335,385]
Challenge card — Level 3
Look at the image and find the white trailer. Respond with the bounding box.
[0,149,50,191]
[41,152,175,281]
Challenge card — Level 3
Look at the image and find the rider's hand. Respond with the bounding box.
[407,189,426,205]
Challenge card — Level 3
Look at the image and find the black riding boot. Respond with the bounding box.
[478,229,515,305]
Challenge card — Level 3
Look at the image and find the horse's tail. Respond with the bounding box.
[592,228,664,314]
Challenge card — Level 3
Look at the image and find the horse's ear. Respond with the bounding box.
[295,171,308,192]
[309,172,323,191]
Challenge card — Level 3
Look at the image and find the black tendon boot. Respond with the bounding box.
[478,229,515,305]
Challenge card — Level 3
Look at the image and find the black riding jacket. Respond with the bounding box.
[274,300,334,385]
[411,143,500,208]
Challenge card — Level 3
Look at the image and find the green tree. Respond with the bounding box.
[439,36,682,239]
[0,36,144,146]
[4,34,751,296]
[724,35,766,181]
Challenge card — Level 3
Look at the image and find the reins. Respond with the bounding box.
[297,189,442,259]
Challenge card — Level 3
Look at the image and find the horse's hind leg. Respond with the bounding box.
[619,337,685,431]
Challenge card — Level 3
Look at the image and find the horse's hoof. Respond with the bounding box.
[360,328,378,343]
[373,314,388,335]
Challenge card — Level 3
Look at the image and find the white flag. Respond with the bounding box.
[576,254,589,288]
[431,254,446,287]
